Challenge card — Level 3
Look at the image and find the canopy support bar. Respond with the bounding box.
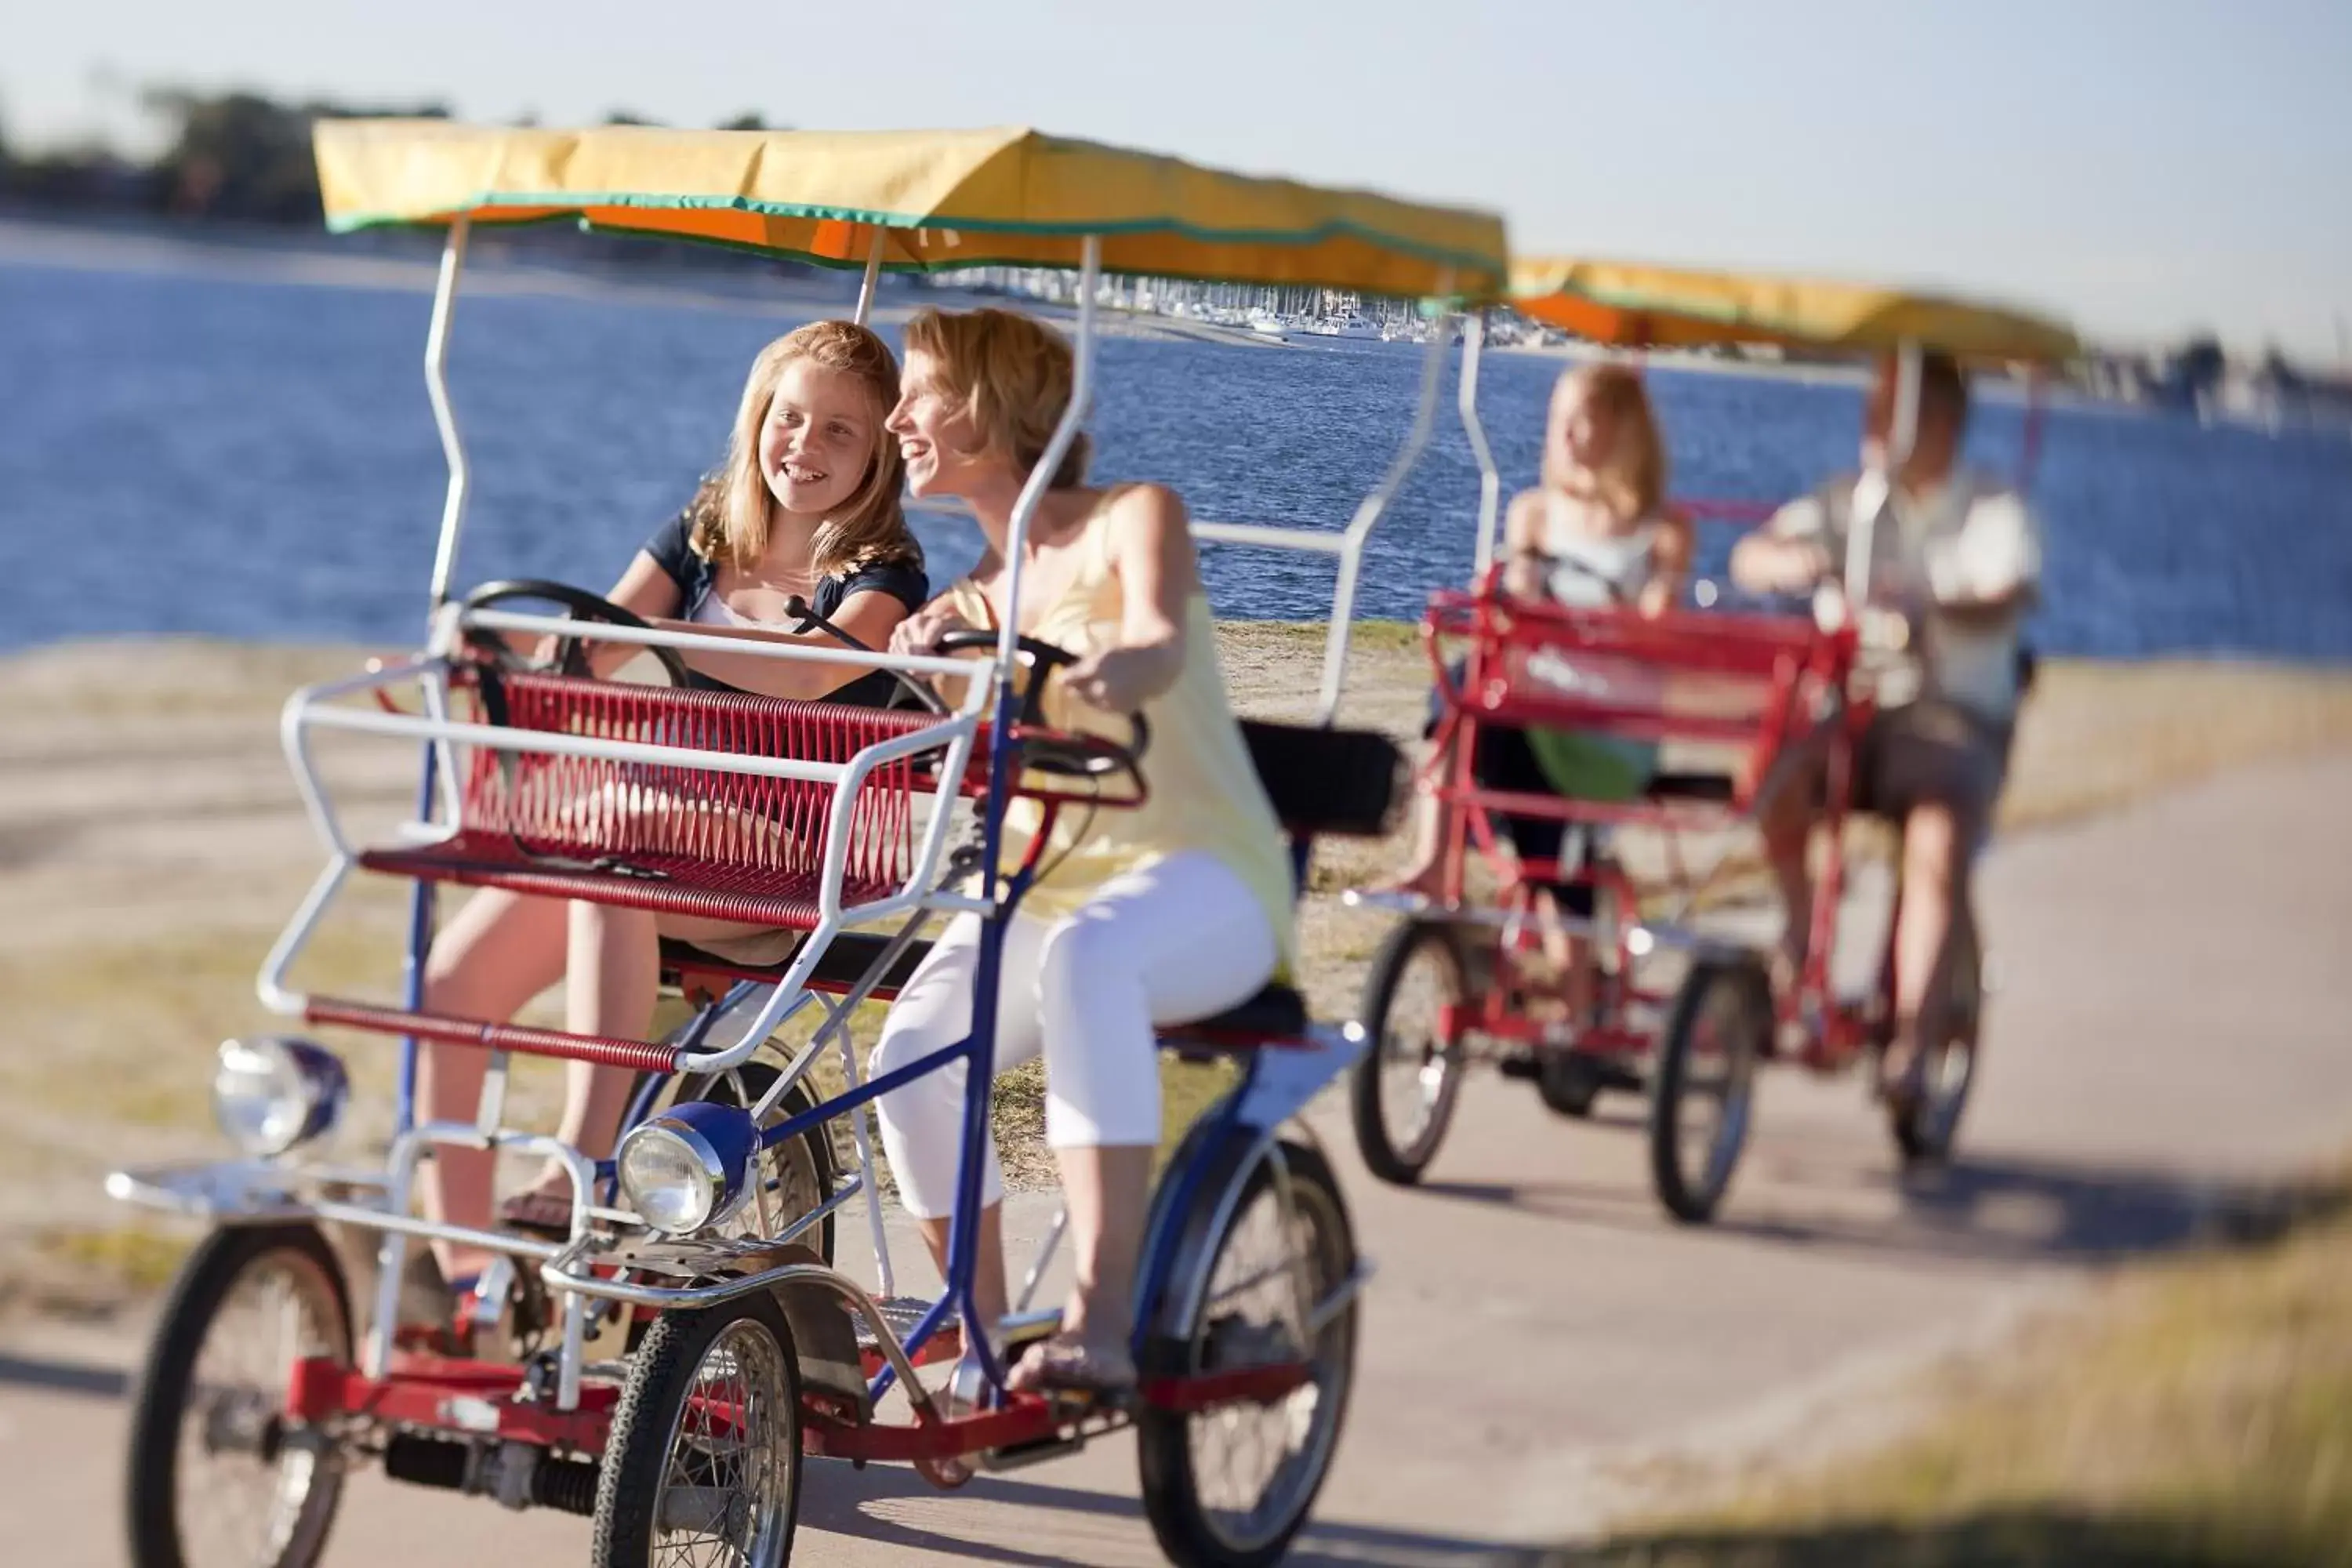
[855,227,885,327]
[1847,339,1921,607]
[423,217,473,615]
[997,237,1101,668]
[1315,307,1452,726]
[1460,311,1501,577]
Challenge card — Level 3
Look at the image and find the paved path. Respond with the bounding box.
[6,751,2350,1566]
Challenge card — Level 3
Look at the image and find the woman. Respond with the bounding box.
[417,319,926,1295]
[872,307,1294,1395]
[1381,361,1690,1007]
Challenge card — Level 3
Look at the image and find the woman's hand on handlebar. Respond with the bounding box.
[889,601,977,657]
[1061,644,1174,717]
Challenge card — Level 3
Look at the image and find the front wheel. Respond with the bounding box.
[1138,1138,1359,1568]
[1348,920,1468,1185]
[1648,960,1769,1225]
[125,1222,353,1568]
[1890,909,1982,1165]
[592,1293,804,1568]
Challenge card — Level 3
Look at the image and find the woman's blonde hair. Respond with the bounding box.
[689,319,919,577]
[902,307,1091,488]
[1544,361,1668,521]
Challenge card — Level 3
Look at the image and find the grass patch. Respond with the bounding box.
[35,1222,192,1294]
[1558,1179,2352,1568]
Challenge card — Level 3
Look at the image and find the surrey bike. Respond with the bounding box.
[106,118,1504,1566]
[1345,256,2072,1221]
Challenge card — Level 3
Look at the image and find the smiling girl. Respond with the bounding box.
[412,320,925,1312]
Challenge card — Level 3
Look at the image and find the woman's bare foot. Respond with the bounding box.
[1005,1330,1138,1398]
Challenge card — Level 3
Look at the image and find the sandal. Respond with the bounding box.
[1875,1032,1929,1113]
[1004,1332,1137,1400]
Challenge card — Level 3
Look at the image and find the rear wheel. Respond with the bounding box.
[1648,960,1769,1225]
[1348,920,1468,1185]
[1138,1138,1358,1568]
[125,1222,353,1568]
[1891,909,1982,1165]
[592,1294,803,1568]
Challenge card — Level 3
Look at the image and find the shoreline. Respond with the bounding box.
[0,212,2158,405]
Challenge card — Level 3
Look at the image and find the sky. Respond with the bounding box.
[5,0,2348,361]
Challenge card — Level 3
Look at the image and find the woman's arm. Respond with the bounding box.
[1062,484,1195,714]
[1636,512,1695,618]
[1499,490,1548,599]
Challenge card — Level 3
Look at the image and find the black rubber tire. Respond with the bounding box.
[1348,920,1468,1185]
[1536,1053,1602,1117]
[591,1293,804,1568]
[1138,1138,1359,1568]
[1647,960,1771,1225]
[125,1222,354,1568]
[1891,909,1982,1166]
[666,1065,837,1265]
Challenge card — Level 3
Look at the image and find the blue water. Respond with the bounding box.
[4,253,2350,661]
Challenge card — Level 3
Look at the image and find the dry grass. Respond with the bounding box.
[1554,1181,2352,1568]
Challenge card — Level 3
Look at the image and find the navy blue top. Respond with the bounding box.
[642,510,928,708]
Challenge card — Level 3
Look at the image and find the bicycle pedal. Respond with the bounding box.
[978,1429,1088,1472]
[854,1294,952,1351]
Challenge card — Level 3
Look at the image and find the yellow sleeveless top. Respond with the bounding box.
[946,499,1298,977]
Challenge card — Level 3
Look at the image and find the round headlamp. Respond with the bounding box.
[615,1101,761,1236]
[211,1036,348,1157]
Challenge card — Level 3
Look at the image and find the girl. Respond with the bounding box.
[416,319,925,1294]
[1382,360,1690,1007]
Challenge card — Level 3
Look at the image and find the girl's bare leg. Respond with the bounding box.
[416,888,569,1279]
[1377,734,1456,899]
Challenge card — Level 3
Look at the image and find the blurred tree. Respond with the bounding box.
[140,87,448,221]
[2174,332,2227,396]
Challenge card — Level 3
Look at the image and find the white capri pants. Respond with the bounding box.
[870,849,1278,1220]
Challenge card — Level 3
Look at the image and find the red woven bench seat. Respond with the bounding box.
[358,833,900,930]
[350,666,962,922]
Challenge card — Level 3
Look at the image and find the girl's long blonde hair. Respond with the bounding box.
[688,320,920,576]
[1544,361,1668,521]
[902,307,1091,488]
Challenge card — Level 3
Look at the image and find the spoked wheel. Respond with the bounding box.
[593,1294,803,1568]
[668,1065,837,1263]
[1890,909,1982,1166]
[1349,920,1468,1185]
[125,1223,353,1568]
[1647,960,1770,1225]
[1138,1138,1359,1568]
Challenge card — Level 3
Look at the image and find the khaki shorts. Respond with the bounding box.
[1766,699,2013,853]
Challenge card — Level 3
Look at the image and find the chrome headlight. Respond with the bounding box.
[615,1101,761,1236]
[211,1036,348,1157]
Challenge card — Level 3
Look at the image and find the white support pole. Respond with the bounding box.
[854,225,885,327]
[1460,310,1501,577]
[995,238,1100,673]
[1849,339,1922,607]
[423,217,474,615]
[1313,307,1451,726]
